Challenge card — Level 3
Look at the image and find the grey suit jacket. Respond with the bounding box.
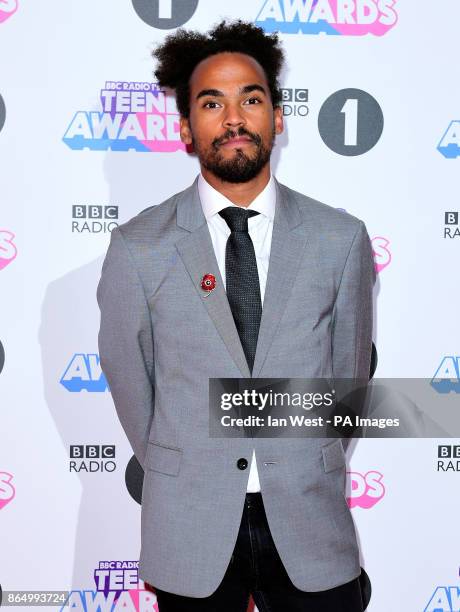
[97,176,375,597]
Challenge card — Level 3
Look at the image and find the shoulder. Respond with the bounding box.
[278,182,365,237]
[103,182,195,293]
[113,182,194,242]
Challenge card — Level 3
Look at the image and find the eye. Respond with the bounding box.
[244,97,262,105]
[203,101,221,109]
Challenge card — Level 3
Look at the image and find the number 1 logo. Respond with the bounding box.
[318,88,384,156]
[132,0,199,29]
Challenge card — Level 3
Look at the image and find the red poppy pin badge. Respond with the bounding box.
[200,273,216,297]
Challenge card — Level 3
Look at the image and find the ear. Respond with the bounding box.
[180,116,193,145]
[273,106,284,136]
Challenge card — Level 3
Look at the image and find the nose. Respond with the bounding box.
[222,102,246,130]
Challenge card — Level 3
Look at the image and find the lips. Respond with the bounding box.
[220,136,253,147]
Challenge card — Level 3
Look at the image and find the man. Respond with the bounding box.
[97,20,375,612]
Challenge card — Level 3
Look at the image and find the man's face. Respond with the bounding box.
[180,52,284,183]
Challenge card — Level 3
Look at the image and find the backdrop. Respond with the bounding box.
[1,1,459,611]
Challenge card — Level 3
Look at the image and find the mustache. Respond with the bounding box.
[212,128,262,149]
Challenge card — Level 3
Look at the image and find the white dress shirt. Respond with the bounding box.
[197,172,276,493]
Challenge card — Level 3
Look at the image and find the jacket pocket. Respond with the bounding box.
[321,439,346,473]
[144,441,183,476]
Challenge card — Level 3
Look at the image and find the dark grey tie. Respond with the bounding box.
[218,206,262,374]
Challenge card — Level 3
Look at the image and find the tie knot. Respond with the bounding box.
[218,206,260,232]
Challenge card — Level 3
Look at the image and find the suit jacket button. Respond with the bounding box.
[237,458,248,470]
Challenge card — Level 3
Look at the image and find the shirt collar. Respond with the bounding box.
[198,172,276,222]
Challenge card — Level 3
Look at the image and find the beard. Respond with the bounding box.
[191,125,275,183]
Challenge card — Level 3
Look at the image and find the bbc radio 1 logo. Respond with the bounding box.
[60,354,109,392]
[63,82,184,153]
[318,89,384,156]
[346,470,385,509]
[437,445,460,473]
[281,88,385,152]
[431,356,460,394]
[437,121,460,159]
[132,0,198,29]
[69,445,116,473]
[62,560,156,611]
[281,88,309,118]
[0,0,18,24]
[0,230,17,271]
[255,0,398,36]
[444,212,460,239]
[0,472,15,511]
[72,205,119,234]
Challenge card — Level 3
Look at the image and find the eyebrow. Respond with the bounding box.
[241,84,267,96]
[195,84,267,100]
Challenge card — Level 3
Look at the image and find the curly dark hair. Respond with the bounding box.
[152,19,285,118]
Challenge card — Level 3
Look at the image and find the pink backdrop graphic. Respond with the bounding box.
[0,0,18,23]
[0,472,16,510]
[0,229,17,270]
[371,236,391,273]
[347,470,386,509]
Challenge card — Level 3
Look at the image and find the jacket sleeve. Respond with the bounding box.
[331,220,376,381]
[96,227,155,470]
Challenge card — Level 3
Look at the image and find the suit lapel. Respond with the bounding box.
[174,177,309,379]
[251,180,308,378]
[175,179,252,378]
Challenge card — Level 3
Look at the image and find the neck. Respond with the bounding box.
[201,164,271,207]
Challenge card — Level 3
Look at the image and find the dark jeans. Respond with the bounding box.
[155,492,364,612]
